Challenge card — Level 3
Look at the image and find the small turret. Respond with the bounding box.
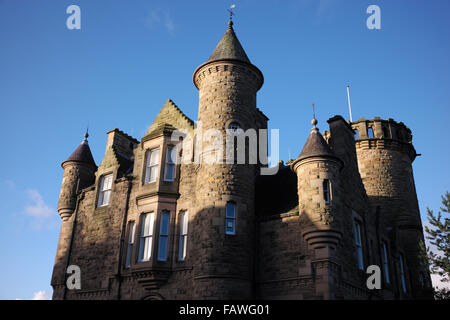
[52,130,97,299]
[57,131,97,220]
[290,115,344,250]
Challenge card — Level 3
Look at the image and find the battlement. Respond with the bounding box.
[351,117,417,161]
[351,117,412,142]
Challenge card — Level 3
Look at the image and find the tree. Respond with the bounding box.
[424,191,450,299]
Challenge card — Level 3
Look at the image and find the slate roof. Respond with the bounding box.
[207,21,251,64]
[297,126,337,161]
[63,138,97,168]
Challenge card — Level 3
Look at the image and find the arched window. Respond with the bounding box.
[228,122,241,133]
[367,127,374,138]
[354,129,360,140]
[382,127,390,139]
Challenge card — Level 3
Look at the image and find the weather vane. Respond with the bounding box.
[228,4,236,21]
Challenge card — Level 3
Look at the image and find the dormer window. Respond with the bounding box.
[144,148,160,184]
[164,146,176,182]
[97,174,113,207]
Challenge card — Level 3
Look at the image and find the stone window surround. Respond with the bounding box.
[94,171,115,209]
[398,251,409,294]
[176,209,189,262]
[351,210,366,272]
[137,212,155,263]
[163,144,177,182]
[141,138,180,187]
[124,220,136,269]
[133,206,175,269]
[143,147,161,185]
[157,210,171,261]
[215,195,245,236]
[323,179,332,205]
[224,118,245,132]
[380,238,392,286]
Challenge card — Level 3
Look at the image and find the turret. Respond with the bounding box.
[291,116,344,250]
[190,19,265,299]
[52,131,97,299]
[351,118,432,299]
[290,115,344,299]
[57,131,97,220]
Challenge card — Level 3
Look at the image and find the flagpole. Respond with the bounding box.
[346,85,353,122]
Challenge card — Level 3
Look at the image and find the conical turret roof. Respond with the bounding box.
[298,127,335,161]
[207,21,251,64]
[62,131,97,168]
[296,117,341,164]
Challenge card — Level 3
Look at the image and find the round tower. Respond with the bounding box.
[191,20,264,299]
[351,118,431,298]
[290,116,344,251]
[51,131,97,299]
[57,131,97,220]
[290,116,344,300]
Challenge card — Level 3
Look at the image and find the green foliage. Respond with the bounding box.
[424,191,450,299]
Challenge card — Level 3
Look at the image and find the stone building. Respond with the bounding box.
[51,20,433,300]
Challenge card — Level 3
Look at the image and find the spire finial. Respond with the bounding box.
[311,102,318,128]
[228,4,235,27]
[83,126,89,144]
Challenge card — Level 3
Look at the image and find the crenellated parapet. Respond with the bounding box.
[352,117,417,162]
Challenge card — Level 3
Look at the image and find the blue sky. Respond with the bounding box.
[0,0,449,299]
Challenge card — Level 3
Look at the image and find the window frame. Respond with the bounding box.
[225,202,237,235]
[164,146,176,182]
[228,122,241,134]
[97,173,113,207]
[381,241,391,284]
[157,211,171,261]
[353,219,364,270]
[178,211,188,261]
[125,221,136,268]
[138,212,155,262]
[399,253,408,293]
[323,179,332,205]
[144,148,160,184]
